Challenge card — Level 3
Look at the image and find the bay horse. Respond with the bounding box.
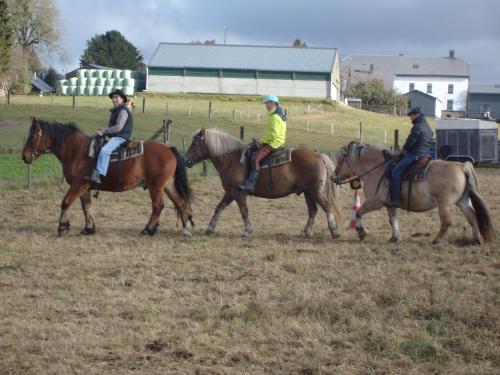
[21,118,193,237]
[184,128,341,238]
[332,141,494,244]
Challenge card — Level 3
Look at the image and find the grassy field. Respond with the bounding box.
[1,96,498,374]
[0,170,499,374]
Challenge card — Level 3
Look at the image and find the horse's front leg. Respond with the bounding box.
[355,198,383,241]
[80,191,96,235]
[58,180,90,236]
[205,193,234,235]
[386,206,400,242]
[234,192,253,237]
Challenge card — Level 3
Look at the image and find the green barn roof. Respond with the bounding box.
[148,43,338,73]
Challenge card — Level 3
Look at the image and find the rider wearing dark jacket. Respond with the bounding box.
[387,107,433,206]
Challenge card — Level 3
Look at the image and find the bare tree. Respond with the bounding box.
[9,0,60,55]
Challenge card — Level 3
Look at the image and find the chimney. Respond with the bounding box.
[449,49,455,58]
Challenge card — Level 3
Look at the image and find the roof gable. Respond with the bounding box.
[148,43,338,73]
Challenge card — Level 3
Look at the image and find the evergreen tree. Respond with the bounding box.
[80,30,144,70]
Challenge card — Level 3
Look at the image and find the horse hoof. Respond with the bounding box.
[204,227,214,236]
[181,228,192,237]
[389,237,399,243]
[241,230,251,238]
[431,238,441,245]
[141,224,158,237]
[473,238,482,246]
[80,226,96,235]
[301,231,312,238]
[358,229,367,241]
[331,232,341,240]
[57,221,70,237]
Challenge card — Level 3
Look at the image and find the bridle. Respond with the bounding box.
[333,147,392,185]
[30,128,51,160]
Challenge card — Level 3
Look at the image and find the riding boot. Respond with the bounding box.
[90,169,102,184]
[241,170,259,194]
[387,178,401,206]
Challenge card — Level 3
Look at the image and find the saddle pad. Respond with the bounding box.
[240,147,293,169]
[403,157,433,182]
[89,139,144,162]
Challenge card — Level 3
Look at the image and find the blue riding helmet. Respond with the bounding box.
[262,95,279,104]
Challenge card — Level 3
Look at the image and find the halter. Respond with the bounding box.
[333,145,392,185]
[30,128,51,160]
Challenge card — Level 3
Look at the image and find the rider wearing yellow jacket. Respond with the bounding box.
[241,95,287,193]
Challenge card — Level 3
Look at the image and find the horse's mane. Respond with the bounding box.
[342,141,387,166]
[35,120,81,151]
[195,128,243,157]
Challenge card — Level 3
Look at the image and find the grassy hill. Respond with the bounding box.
[0,94,412,188]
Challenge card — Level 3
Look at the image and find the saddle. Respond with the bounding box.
[89,137,144,184]
[382,152,432,182]
[89,137,144,162]
[240,143,292,169]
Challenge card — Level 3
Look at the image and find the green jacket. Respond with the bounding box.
[261,107,287,149]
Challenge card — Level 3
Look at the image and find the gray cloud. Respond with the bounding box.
[53,0,500,83]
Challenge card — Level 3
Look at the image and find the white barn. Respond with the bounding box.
[147,43,340,100]
[343,50,470,117]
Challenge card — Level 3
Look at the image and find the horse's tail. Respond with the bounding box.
[463,162,494,242]
[170,146,193,211]
[320,154,342,225]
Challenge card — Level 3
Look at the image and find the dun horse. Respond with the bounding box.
[184,128,341,238]
[333,141,494,244]
[22,118,193,236]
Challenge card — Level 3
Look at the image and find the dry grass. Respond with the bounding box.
[0,169,499,374]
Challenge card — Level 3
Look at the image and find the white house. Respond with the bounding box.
[147,43,341,100]
[343,50,470,117]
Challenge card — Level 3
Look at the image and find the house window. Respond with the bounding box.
[447,100,453,110]
[448,84,454,94]
[409,83,415,91]
[427,83,432,93]
[480,104,491,114]
[412,64,419,69]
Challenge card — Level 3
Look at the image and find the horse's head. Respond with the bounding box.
[184,128,209,168]
[332,142,357,183]
[22,118,51,164]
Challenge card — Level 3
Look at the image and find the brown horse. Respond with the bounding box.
[184,128,341,238]
[22,118,193,236]
[332,141,494,244]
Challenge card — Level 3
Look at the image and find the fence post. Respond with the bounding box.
[307,104,310,116]
[240,126,245,140]
[6,89,10,105]
[208,101,212,118]
[72,93,76,109]
[232,108,235,120]
[384,130,387,144]
[306,121,309,131]
[142,97,146,113]
[166,102,169,114]
[358,122,363,140]
[394,129,399,150]
[331,123,334,135]
[27,164,32,190]
[201,161,208,176]
[182,137,186,153]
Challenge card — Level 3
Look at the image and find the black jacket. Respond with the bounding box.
[108,105,133,140]
[403,115,433,155]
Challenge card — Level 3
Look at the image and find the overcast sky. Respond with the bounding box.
[53,0,500,83]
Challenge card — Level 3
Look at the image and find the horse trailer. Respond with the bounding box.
[435,119,498,163]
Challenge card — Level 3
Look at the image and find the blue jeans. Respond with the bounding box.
[95,137,126,176]
[389,152,421,204]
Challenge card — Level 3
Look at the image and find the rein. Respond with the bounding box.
[334,155,392,185]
